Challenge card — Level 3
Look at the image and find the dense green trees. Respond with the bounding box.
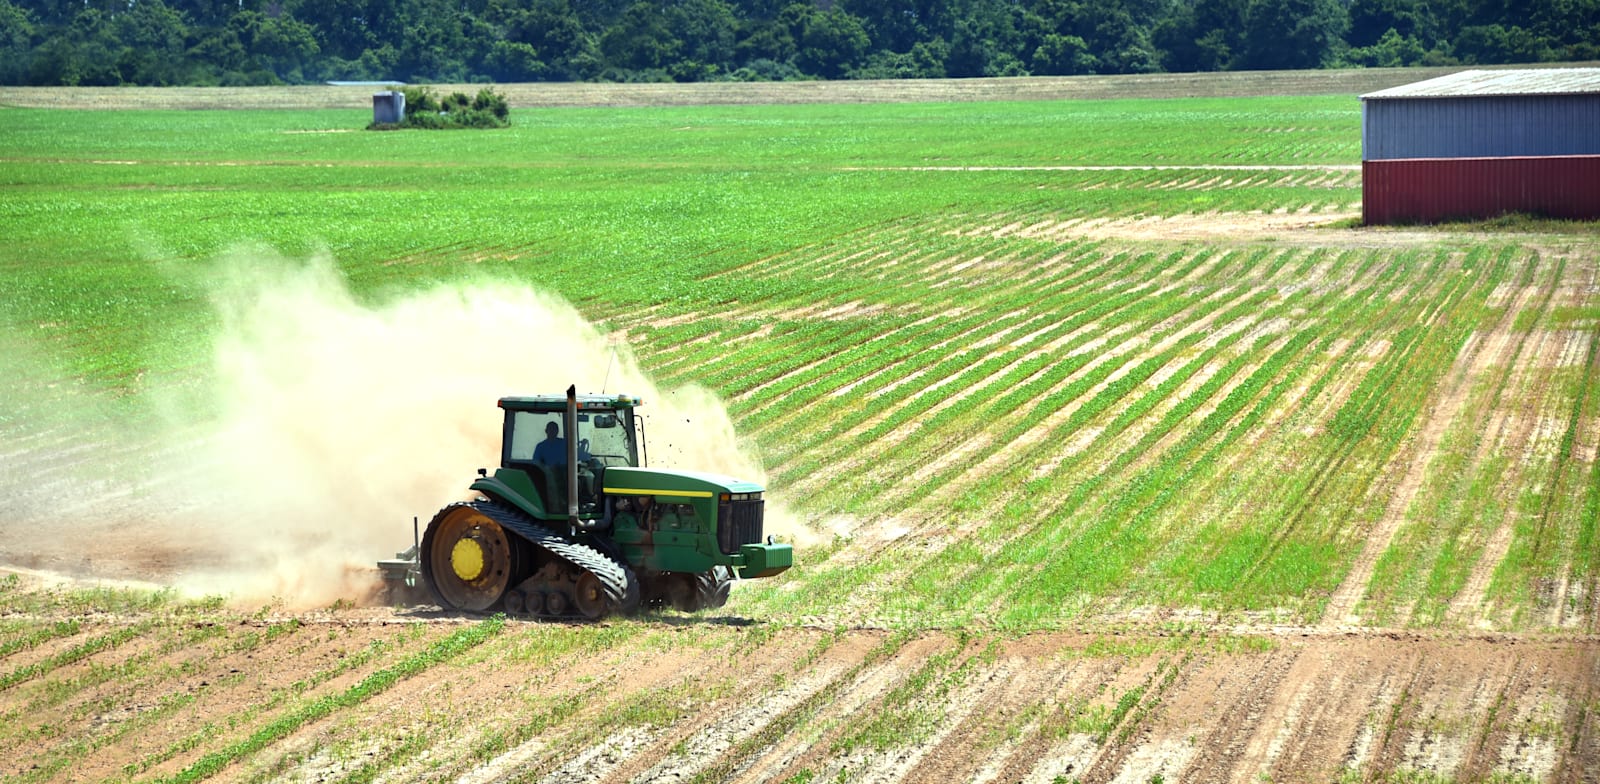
[1,0,1595,86]
[1238,0,1349,69]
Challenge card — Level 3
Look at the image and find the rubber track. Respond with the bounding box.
[468,500,641,613]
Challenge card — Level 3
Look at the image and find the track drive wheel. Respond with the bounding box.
[421,504,526,612]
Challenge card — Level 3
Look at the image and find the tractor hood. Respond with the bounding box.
[601,467,763,499]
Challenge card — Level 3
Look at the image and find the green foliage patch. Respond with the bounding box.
[370,86,510,130]
[4,0,1594,87]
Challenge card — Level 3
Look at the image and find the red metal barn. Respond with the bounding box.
[1360,69,1600,225]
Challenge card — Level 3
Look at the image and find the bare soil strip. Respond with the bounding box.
[6,578,1600,784]
[9,65,1584,111]
[1013,212,1461,247]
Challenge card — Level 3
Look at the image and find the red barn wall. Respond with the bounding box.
[1362,155,1600,225]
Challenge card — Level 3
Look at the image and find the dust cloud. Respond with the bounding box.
[0,248,808,607]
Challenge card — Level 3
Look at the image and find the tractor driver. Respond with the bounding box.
[532,420,593,467]
[533,420,598,504]
[532,421,567,467]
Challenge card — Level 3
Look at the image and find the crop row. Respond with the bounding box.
[845,252,1360,624]
[988,248,1501,621]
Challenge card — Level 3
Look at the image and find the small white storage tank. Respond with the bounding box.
[373,91,406,125]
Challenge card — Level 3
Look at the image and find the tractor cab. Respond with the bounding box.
[497,392,643,519]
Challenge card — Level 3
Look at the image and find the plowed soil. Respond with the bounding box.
[3,570,1596,784]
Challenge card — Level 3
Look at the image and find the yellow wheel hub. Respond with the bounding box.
[424,506,518,612]
[451,537,486,582]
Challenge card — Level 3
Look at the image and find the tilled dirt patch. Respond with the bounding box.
[4,586,1596,784]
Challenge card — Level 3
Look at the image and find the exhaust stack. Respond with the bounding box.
[565,384,579,523]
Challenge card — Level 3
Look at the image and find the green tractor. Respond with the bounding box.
[379,387,791,619]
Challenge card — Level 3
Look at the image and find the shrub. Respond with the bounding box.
[471,86,509,119]
[401,84,438,113]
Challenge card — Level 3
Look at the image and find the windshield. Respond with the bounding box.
[507,409,637,468]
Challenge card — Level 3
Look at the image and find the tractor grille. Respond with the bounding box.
[717,498,765,555]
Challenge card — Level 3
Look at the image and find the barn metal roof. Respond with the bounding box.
[1361,68,1600,100]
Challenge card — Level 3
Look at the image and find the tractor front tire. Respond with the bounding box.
[696,566,733,610]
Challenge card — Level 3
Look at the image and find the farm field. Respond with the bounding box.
[2,72,1599,782]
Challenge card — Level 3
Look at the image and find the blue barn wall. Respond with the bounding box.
[1362,95,1600,160]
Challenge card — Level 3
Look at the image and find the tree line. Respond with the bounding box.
[2,0,1596,87]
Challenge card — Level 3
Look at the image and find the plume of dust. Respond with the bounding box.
[103,249,809,608]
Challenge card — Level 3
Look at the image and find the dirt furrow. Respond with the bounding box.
[1455,654,1532,781]
[837,658,1011,783]
[1172,647,1303,781]
[731,635,943,784]
[1078,653,1196,784]
[973,654,1126,784]
[82,621,421,783]
[1343,655,1416,772]
[612,656,842,783]
[1552,645,1600,783]
[896,662,1025,783]
[1266,643,1393,781]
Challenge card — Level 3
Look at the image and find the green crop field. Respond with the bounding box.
[3,80,1599,783]
[6,97,1346,399]
[4,92,1593,632]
